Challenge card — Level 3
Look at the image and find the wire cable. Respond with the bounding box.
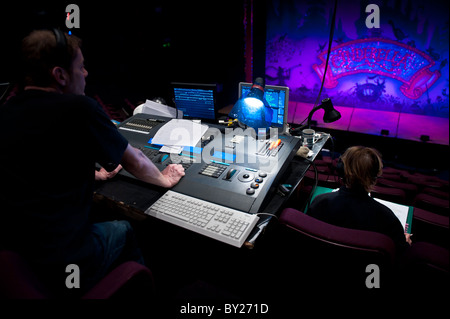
[256,212,279,222]
[304,158,318,212]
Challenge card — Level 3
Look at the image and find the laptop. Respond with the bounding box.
[238,82,289,133]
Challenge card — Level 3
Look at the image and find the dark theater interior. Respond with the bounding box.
[1,0,449,316]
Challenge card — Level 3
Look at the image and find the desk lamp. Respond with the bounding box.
[228,77,273,137]
[290,98,341,135]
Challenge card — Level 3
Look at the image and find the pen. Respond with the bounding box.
[268,141,276,150]
[274,139,281,148]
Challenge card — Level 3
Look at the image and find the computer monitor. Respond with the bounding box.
[171,82,218,123]
[238,82,289,133]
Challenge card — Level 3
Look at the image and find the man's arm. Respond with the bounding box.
[120,144,185,188]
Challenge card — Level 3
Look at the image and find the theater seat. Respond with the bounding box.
[0,250,155,299]
[399,242,449,291]
[304,170,341,189]
[421,187,449,200]
[276,208,449,295]
[411,207,449,249]
[413,193,449,216]
[376,178,418,204]
[372,185,407,205]
[276,208,397,290]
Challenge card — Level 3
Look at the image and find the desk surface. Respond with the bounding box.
[94,132,330,248]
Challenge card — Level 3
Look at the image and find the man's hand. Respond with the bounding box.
[121,144,186,188]
[95,164,122,181]
[160,164,185,188]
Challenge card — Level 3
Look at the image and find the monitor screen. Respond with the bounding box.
[238,82,289,132]
[171,82,217,122]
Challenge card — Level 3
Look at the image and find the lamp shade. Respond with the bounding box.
[321,98,341,123]
[229,77,273,131]
[290,98,341,136]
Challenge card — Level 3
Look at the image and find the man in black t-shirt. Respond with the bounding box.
[0,30,185,296]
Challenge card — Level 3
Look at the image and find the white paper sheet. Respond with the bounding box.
[159,145,183,154]
[373,198,410,230]
[151,119,209,147]
[133,100,183,118]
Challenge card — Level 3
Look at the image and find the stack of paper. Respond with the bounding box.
[151,119,209,154]
[133,99,183,118]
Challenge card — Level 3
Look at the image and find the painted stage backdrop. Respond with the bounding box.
[265,0,449,119]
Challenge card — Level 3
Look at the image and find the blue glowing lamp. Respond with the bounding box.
[229,77,273,133]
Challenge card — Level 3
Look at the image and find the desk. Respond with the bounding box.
[93,132,330,248]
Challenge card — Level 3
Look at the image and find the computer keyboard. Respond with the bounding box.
[145,190,260,247]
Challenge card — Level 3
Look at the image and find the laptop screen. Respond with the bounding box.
[171,82,218,122]
[238,82,289,132]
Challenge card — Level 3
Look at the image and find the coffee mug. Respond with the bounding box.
[302,128,317,148]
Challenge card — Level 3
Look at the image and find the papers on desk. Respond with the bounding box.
[151,119,209,152]
[133,99,183,118]
[159,145,184,154]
